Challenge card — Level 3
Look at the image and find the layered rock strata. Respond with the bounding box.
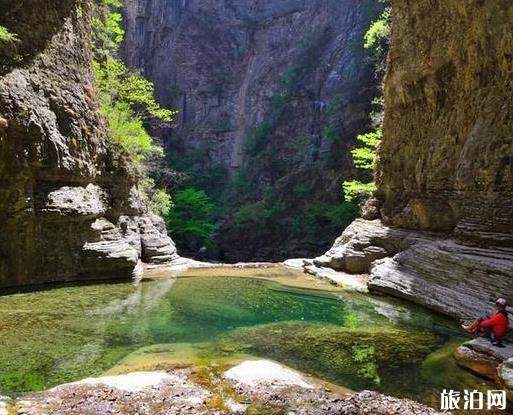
[314,219,513,320]
[376,0,513,237]
[315,0,513,319]
[0,0,177,288]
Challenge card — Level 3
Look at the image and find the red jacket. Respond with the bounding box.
[480,311,509,337]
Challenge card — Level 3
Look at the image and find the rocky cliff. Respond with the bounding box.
[0,0,177,288]
[122,0,383,260]
[315,0,513,319]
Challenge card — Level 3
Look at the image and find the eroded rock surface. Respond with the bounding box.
[0,0,177,288]
[10,363,444,415]
[376,0,513,238]
[314,219,513,320]
[310,0,513,372]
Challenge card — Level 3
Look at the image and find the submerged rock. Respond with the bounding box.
[223,322,438,392]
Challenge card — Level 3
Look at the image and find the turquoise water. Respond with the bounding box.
[0,272,488,407]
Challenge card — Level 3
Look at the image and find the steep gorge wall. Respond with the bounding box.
[315,0,513,319]
[0,0,176,288]
[122,0,383,260]
[377,0,513,242]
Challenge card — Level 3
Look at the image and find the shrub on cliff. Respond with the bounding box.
[92,0,175,218]
[343,1,389,204]
[0,26,18,43]
[92,2,174,164]
[343,128,381,202]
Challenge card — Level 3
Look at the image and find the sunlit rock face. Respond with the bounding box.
[376,0,513,240]
[122,0,383,260]
[0,0,177,288]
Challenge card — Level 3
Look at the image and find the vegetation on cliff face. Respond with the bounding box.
[121,0,385,260]
[92,0,173,164]
[92,0,174,216]
[0,25,17,43]
[343,2,390,204]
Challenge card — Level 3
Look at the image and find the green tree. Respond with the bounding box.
[142,178,173,217]
[364,9,391,55]
[364,2,391,78]
[92,0,174,218]
[343,129,381,202]
[92,2,174,164]
[166,189,217,250]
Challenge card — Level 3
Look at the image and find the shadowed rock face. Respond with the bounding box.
[122,0,382,260]
[376,0,513,241]
[0,0,177,288]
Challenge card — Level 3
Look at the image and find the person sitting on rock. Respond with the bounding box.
[462,298,509,347]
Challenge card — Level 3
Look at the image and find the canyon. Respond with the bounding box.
[309,0,513,321]
[0,0,513,412]
[122,0,384,260]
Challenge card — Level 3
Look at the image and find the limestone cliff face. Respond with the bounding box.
[377,0,513,242]
[0,0,177,288]
[122,0,382,260]
[316,0,513,319]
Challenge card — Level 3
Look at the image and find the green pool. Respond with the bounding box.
[0,268,489,408]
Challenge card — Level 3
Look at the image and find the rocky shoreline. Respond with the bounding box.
[285,218,513,400]
[3,360,444,415]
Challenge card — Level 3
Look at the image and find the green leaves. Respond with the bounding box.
[91,0,174,220]
[0,25,18,43]
[351,129,382,170]
[166,189,217,246]
[142,178,173,217]
[342,180,377,203]
[364,9,391,52]
[92,0,175,165]
[343,129,381,202]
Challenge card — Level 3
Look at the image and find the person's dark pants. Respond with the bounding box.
[484,328,502,345]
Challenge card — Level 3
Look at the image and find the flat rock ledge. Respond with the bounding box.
[7,361,444,415]
[305,219,513,321]
[454,338,513,384]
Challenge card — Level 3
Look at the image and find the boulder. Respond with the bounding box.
[224,359,314,390]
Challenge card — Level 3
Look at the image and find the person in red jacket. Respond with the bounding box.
[462,298,509,347]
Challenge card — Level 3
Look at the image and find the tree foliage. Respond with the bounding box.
[343,1,390,204]
[92,0,174,164]
[0,26,18,43]
[166,189,217,249]
[142,178,173,217]
[343,180,377,203]
[364,9,391,54]
[351,129,381,170]
[92,0,175,218]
